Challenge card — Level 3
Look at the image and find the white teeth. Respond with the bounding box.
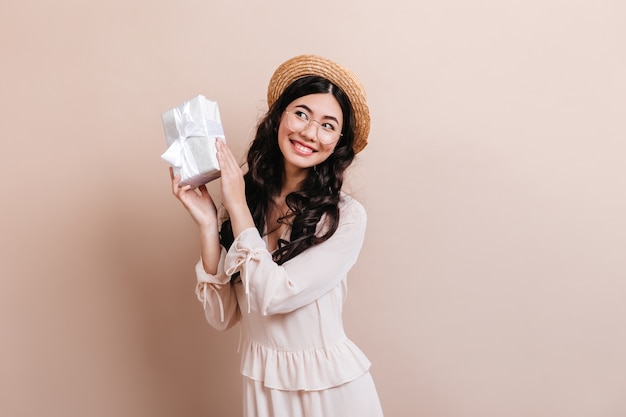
[293,141,313,154]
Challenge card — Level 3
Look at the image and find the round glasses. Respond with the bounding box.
[284,110,342,144]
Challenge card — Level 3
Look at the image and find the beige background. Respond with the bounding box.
[1,0,625,416]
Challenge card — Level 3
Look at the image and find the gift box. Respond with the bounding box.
[161,95,226,188]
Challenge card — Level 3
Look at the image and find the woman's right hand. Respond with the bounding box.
[170,167,218,230]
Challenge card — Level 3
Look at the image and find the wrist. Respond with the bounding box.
[198,222,219,236]
[229,208,255,237]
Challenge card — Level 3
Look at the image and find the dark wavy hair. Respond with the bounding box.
[221,75,356,269]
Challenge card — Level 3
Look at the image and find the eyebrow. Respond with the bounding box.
[294,104,340,124]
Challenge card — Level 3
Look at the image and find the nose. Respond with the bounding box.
[300,120,320,139]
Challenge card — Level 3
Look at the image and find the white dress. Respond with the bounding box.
[195,193,384,417]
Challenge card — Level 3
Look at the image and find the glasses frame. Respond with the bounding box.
[284,110,343,145]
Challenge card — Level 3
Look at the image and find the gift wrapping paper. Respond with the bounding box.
[161,95,226,187]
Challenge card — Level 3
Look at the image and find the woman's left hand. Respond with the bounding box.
[215,138,254,234]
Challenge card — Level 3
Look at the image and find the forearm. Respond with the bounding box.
[199,224,221,275]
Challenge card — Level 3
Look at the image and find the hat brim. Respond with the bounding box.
[267,55,370,154]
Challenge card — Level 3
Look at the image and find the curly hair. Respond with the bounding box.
[220,76,356,269]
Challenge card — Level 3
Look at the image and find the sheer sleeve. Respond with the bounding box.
[195,247,241,330]
[224,195,367,316]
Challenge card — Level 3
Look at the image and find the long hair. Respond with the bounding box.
[221,76,356,269]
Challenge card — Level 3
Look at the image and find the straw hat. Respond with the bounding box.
[267,55,370,154]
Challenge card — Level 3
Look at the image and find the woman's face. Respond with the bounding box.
[277,93,343,175]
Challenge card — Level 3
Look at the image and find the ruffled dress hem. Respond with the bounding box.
[240,337,372,391]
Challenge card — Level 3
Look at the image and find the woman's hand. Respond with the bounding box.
[215,138,255,235]
[170,167,218,230]
[215,138,246,213]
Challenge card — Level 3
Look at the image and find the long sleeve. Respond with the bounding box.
[195,247,241,330]
[224,195,367,316]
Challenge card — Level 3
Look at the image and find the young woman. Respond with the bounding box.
[170,55,384,417]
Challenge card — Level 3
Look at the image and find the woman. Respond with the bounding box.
[171,55,384,417]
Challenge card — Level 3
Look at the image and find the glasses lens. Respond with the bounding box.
[318,127,339,144]
[286,111,305,132]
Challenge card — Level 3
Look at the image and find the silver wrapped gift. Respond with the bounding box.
[161,95,225,188]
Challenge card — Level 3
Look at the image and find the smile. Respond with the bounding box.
[290,140,316,155]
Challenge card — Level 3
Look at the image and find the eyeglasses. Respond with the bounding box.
[284,110,342,144]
